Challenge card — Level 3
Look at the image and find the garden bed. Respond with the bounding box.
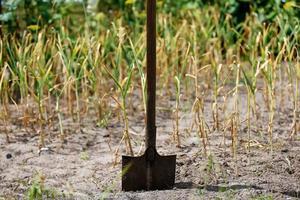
[1,89,299,199]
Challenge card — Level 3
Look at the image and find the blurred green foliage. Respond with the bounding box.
[0,0,299,32]
[92,0,299,21]
[0,0,87,32]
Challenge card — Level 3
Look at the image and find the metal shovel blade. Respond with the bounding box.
[122,149,176,191]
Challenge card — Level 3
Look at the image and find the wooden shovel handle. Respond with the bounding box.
[146,0,156,149]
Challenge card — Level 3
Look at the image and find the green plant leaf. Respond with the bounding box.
[122,66,134,98]
[241,68,255,95]
[104,65,123,93]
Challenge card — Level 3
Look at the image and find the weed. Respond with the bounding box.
[27,173,57,200]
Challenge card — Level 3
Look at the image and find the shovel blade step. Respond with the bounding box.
[122,150,176,191]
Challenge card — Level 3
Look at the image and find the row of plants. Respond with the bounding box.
[0,5,299,158]
[0,0,299,33]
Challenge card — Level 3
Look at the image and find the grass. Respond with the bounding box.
[0,5,299,161]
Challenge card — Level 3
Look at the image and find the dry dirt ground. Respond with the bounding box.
[0,90,300,200]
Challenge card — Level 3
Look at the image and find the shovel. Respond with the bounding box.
[122,0,176,191]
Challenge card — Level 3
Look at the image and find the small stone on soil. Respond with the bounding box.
[6,153,12,159]
[281,148,289,153]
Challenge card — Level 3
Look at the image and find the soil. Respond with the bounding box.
[0,88,300,200]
